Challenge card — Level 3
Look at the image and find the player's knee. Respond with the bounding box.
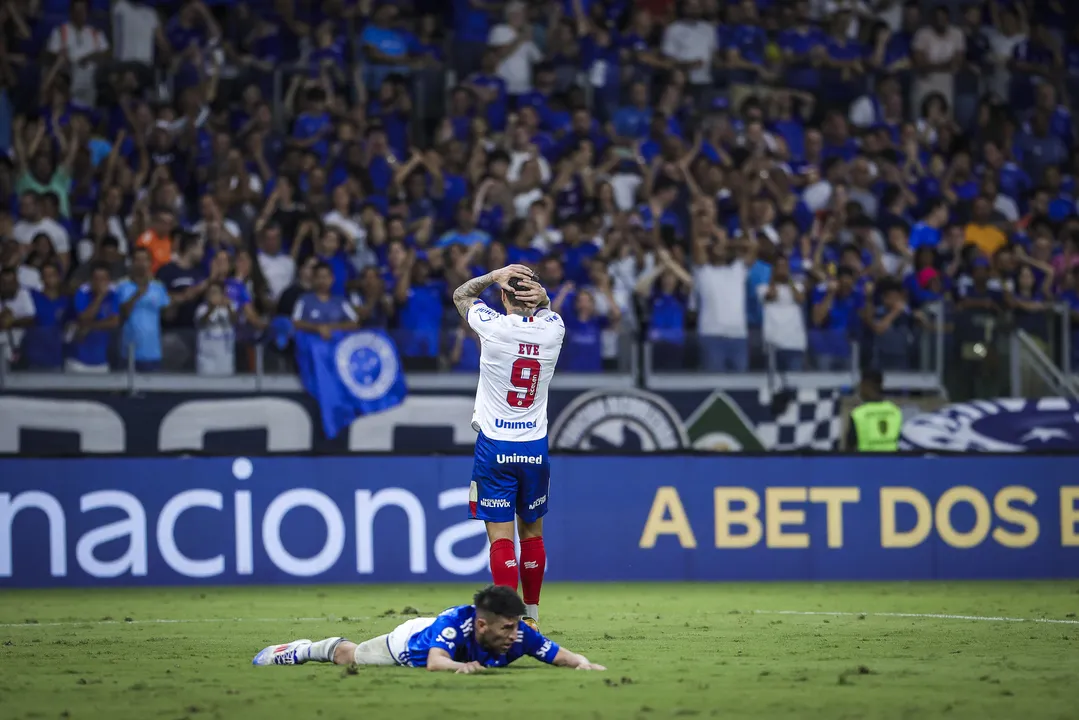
[333,640,357,665]
[485,520,515,543]
[518,516,543,539]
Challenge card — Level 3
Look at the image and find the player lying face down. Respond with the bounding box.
[252,585,605,674]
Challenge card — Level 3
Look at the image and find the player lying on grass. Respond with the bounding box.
[252,585,606,673]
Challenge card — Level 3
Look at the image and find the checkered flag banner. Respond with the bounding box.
[753,389,842,451]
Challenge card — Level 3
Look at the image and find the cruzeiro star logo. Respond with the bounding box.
[348,346,382,387]
[335,331,399,402]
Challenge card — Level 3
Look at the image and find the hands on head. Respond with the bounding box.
[493,264,546,309]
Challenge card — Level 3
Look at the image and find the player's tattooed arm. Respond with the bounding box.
[452,272,496,319]
[452,264,535,318]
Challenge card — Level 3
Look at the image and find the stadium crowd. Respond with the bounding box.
[0,0,1078,376]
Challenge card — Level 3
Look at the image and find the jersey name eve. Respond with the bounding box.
[467,301,565,442]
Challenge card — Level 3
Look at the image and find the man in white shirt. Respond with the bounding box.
[487,1,542,99]
[691,229,757,372]
[12,192,71,269]
[46,0,111,106]
[0,267,36,366]
[660,0,718,92]
[195,282,237,375]
[190,194,242,252]
[112,0,168,67]
[256,224,296,303]
[757,255,808,371]
[911,5,965,116]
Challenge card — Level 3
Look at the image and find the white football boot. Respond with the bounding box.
[252,639,312,666]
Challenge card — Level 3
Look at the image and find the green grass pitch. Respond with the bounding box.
[1,582,1077,719]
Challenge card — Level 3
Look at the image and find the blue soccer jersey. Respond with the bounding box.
[405,605,560,668]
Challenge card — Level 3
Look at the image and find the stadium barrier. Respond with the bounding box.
[1,456,1076,587]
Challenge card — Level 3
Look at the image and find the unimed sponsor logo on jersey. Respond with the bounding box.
[496,454,543,464]
[494,418,538,430]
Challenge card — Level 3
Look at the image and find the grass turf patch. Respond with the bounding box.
[1,582,1077,719]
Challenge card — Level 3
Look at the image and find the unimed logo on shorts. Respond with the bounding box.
[496,454,543,464]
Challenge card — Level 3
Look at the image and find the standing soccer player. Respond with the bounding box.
[452,264,562,628]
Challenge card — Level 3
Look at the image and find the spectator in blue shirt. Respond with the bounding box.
[292,262,360,338]
[437,200,492,248]
[446,322,481,372]
[393,250,446,369]
[1016,112,1068,184]
[636,249,692,370]
[1030,84,1074,151]
[608,81,654,142]
[557,288,614,372]
[292,87,333,163]
[557,218,600,285]
[116,247,171,371]
[452,0,497,77]
[313,228,357,299]
[725,0,772,110]
[68,262,120,373]
[809,267,864,370]
[25,263,70,369]
[466,53,510,133]
[360,3,413,91]
[1010,23,1058,111]
[779,2,827,92]
[868,278,915,370]
[822,13,865,107]
[909,198,950,250]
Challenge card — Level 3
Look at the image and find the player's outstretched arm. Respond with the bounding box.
[451,264,535,318]
[426,648,486,674]
[552,647,607,671]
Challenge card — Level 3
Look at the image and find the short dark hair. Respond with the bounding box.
[473,585,526,619]
[504,269,538,307]
[178,232,201,256]
[861,368,884,387]
[90,260,112,275]
[313,261,333,275]
[925,197,949,215]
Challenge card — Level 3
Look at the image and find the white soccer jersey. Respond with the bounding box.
[467,301,565,442]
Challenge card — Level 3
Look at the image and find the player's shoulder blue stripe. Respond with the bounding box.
[472,300,485,305]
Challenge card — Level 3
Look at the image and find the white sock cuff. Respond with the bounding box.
[311,636,344,663]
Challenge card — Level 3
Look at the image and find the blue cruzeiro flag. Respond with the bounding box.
[295,329,408,438]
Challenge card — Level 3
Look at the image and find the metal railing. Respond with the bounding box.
[0,325,640,394]
[1010,329,1079,400]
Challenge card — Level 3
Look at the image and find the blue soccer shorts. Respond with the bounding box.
[469,433,550,523]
